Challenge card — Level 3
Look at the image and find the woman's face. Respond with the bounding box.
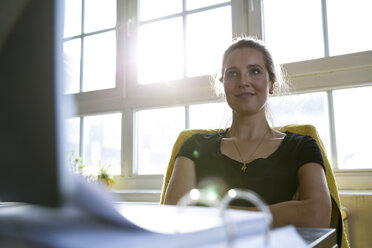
[222,48,273,116]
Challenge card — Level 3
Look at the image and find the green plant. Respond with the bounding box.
[97,160,114,187]
[68,151,85,174]
[67,151,114,187]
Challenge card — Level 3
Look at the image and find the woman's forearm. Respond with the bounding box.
[231,198,331,228]
[270,198,330,228]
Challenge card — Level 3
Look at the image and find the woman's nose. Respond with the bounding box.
[239,71,252,86]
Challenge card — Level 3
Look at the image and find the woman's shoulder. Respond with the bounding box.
[282,131,320,151]
[187,129,227,142]
[284,131,315,142]
[178,130,226,156]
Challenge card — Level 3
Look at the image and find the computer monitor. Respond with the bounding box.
[0,0,71,207]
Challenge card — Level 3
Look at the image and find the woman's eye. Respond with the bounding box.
[250,68,261,75]
[227,71,238,78]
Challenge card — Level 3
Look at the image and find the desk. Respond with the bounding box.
[297,227,337,248]
[0,203,337,248]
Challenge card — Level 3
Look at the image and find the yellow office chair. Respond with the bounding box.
[160,124,350,248]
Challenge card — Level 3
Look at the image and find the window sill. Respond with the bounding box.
[338,189,372,196]
[112,189,161,203]
[334,169,372,190]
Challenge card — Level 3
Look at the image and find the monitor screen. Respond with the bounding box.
[0,0,70,207]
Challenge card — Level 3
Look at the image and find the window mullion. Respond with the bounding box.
[321,0,330,57]
[79,116,84,159]
[116,0,128,96]
[183,0,187,78]
[247,0,264,39]
[79,0,85,92]
[185,105,190,129]
[230,0,248,38]
[124,0,138,96]
[327,90,338,169]
[123,107,135,176]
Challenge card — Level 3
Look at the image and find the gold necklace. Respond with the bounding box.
[231,128,270,172]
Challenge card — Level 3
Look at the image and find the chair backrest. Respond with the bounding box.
[160,124,349,248]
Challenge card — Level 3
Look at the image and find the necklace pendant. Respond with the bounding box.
[241,163,247,172]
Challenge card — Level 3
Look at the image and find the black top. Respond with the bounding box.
[176,130,325,206]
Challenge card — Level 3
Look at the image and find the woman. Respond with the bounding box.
[164,38,331,228]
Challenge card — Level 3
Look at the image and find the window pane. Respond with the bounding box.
[83,31,116,92]
[63,39,81,94]
[268,92,330,154]
[138,18,183,84]
[186,0,229,11]
[84,0,116,33]
[64,0,82,38]
[137,107,185,175]
[263,0,324,64]
[65,117,80,159]
[327,0,372,56]
[333,86,372,169]
[189,102,231,129]
[83,113,121,175]
[139,0,182,21]
[186,6,232,77]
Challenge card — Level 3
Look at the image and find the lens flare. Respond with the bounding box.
[189,188,200,200]
[228,189,237,198]
[192,150,200,159]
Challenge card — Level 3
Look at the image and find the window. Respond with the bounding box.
[263,0,372,63]
[268,92,330,153]
[65,113,122,175]
[189,102,231,129]
[65,117,80,159]
[63,0,117,93]
[263,0,324,64]
[83,113,122,174]
[333,86,372,169]
[262,0,372,173]
[136,107,185,175]
[137,0,231,84]
[63,0,372,193]
[138,17,184,83]
[82,31,116,92]
[327,0,372,56]
[135,102,231,175]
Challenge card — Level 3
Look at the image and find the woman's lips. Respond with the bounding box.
[236,92,255,98]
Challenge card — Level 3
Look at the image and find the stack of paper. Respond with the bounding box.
[0,177,308,248]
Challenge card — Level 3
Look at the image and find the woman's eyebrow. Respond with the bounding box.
[225,64,264,71]
[247,64,264,69]
[224,66,238,71]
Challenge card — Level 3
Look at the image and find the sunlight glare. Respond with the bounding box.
[263,0,323,64]
[138,18,183,84]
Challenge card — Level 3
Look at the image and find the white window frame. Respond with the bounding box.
[67,0,372,194]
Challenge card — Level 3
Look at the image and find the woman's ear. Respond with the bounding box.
[269,83,274,95]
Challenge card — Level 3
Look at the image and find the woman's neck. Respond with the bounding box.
[228,112,271,140]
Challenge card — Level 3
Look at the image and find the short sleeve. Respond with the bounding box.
[176,134,199,162]
[296,136,325,171]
